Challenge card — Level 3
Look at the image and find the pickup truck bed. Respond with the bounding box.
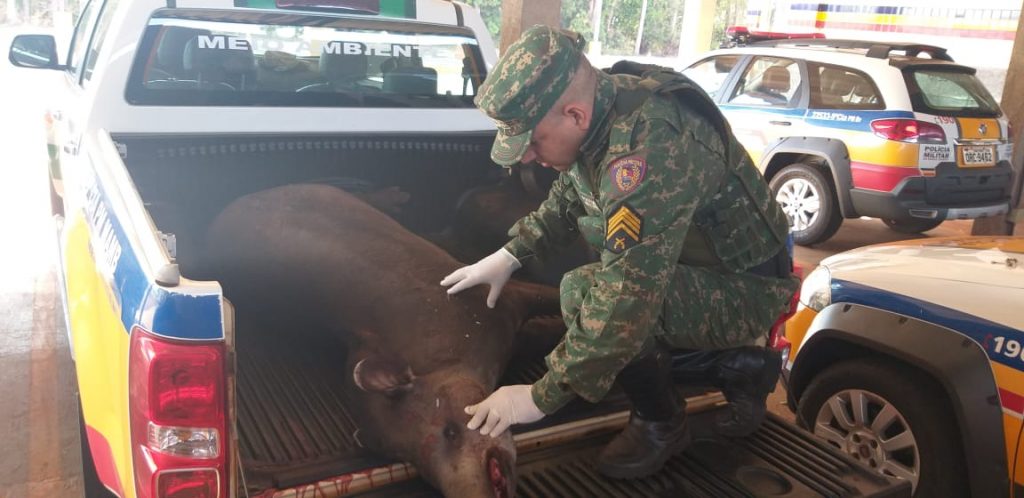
[235,317,911,498]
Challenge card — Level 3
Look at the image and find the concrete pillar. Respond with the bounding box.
[499,0,563,54]
[973,1,1024,235]
[678,0,716,60]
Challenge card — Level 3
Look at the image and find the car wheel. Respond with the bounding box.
[881,218,944,234]
[769,163,842,246]
[796,358,967,497]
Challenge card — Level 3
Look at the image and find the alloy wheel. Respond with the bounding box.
[775,177,821,231]
[812,388,920,492]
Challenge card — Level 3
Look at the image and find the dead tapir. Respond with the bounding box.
[204,184,561,498]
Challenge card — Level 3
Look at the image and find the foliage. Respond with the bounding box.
[712,0,747,50]
[460,0,503,43]
[462,0,746,57]
[2,0,79,26]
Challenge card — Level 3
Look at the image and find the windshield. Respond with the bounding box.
[906,68,1001,118]
[126,11,487,107]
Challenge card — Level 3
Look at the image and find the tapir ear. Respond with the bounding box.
[353,355,415,395]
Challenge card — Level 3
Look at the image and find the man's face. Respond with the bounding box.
[520,104,589,172]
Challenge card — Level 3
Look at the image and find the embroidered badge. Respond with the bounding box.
[610,157,646,194]
[605,203,643,254]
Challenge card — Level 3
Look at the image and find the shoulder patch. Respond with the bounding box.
[609,157,646,194]
[605,203,643,254]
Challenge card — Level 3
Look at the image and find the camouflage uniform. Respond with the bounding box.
[476,26,800,415]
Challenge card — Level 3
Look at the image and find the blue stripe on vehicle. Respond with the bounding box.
[718,107,914,132]
[87,164,223,341]
[802,110,914,132]
[832,279,1024,370]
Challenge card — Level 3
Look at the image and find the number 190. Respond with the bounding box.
[993,336,1023,359]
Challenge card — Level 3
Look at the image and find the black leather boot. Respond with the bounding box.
[596,345,691,479]
[671,346,782,437]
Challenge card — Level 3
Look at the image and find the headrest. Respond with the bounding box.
[761,66,791,94]
[820,67,855,97]
[183,36,256,81]
[851,80,874,99]
[156,27,211,76]
[320,43,369,84]
[382,66,437,94]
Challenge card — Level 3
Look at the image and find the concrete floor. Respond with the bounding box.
[0,30,1016,498]
[0,41,85,497]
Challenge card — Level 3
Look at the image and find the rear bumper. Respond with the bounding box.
[849,161,1013,221]
[851,188,1009,221]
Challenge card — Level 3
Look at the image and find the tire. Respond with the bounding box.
[882,218,944,234]
[796,358,968,497]
[769,163,843,246]
[78,400,115,498]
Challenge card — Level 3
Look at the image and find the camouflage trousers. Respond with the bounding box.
[560,262,800,353]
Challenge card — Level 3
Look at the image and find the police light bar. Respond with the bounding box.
[276,0,380,14]
[724,26,824,47]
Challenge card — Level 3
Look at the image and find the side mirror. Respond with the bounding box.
[9,34,61,69]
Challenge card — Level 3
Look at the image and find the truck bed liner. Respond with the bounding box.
[235,320,908,497]
[235,318,631,491]
[348,414,909,498]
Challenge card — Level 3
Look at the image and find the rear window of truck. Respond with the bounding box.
[905,67,1001,118]
[126,9,487,108]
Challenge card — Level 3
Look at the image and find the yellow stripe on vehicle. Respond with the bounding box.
[957,118,1001,140]
[989,362,1024,486]
[64,211,136,497]
[784,306,817,363]
[842,134,919,167]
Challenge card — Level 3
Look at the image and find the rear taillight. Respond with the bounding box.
[130,327,228,498]
[871,119,946,144]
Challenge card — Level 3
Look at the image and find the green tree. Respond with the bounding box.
[460,0,503,44]
[452,0,745,58]
[712,0,747,49]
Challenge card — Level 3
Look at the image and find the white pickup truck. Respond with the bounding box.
[9,1,910,497]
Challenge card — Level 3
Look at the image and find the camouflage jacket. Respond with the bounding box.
[504,71,780,414]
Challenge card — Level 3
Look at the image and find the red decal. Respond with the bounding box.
[85,425,125,497]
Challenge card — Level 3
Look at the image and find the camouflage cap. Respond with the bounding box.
[475,25,587,166]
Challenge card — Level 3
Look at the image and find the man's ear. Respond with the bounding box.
[564,103,591,131]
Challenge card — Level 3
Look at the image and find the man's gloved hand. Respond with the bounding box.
[465,385,545,437]
[440,248,521,308]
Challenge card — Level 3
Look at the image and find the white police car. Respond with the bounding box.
[682,29,1013,246]
[783,236,1024,496]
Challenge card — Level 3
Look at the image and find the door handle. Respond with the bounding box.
[769,120,792,126]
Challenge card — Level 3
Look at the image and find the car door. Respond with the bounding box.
[50,0,104,206]
[718,55,808,166]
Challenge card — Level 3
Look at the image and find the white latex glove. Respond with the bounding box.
[440,248,521,308]
[465,385,545,438]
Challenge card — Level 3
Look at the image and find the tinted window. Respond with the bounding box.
[83,0,120,83]
[127,13,486,108]
[808,63,884,110]
[67,0,102,77]
[907,68,1000,117]
[728,56,802,108]
[682,55,740,99]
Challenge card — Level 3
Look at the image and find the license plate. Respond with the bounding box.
[960,145,996,167]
